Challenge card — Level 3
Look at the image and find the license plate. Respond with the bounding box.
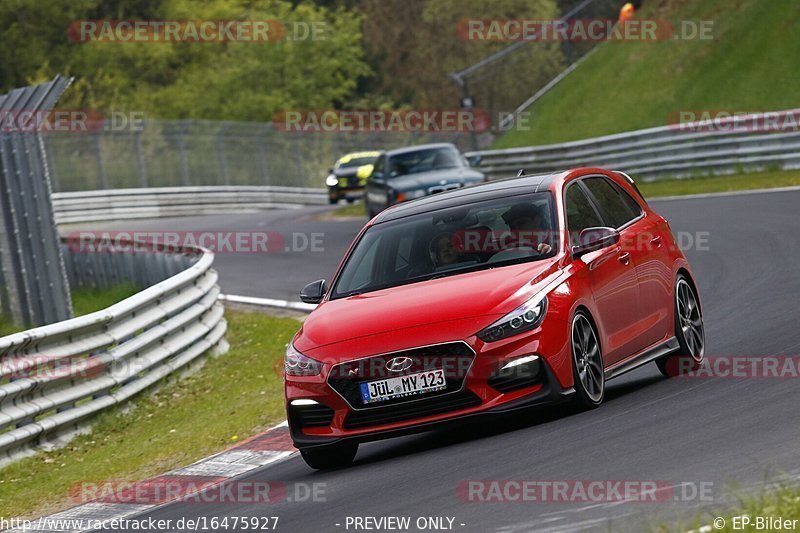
[360,369,447,404]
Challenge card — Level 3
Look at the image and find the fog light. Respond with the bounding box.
[488,355,544,393]
[500,355,540,370]
[290,399,320,406]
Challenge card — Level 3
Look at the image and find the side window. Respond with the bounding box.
[371,155,385,180]
[565,183,604,246]
[582,177,642,228]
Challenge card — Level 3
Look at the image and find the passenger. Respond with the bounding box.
[430,232,460,267]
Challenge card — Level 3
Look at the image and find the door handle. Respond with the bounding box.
[650,236,663,247]
[618,252,631,265]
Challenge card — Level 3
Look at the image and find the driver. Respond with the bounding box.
[501,203,553,254]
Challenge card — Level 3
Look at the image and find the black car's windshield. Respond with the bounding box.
[387,147,464,177]
[336,156,376,169]
[332,192,558,298]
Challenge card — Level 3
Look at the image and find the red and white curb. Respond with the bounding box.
[7,421,295,533]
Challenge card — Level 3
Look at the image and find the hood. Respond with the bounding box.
[333,167,359,178]
[390,167,485,192]
[295,258,561,355]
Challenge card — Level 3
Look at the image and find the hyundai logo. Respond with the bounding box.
[385,356,413,373]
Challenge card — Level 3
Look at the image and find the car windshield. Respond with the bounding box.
[387,147,464,177]
[337,156,376,169]
[332,192,558,298]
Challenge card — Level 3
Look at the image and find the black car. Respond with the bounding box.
[363,143,485,217]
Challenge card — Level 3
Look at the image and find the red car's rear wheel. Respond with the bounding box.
[657,275,705,377]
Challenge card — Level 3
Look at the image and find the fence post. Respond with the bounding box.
[134,127,148,187]
[216,122,231,186]
[93,133,109,189]
[178,121,191,186]
[258,124,271,185]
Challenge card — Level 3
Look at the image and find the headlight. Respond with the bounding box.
[326,174,339,187]
[395,189,425,203]
[477,295,548,342]
[285,344,322,376]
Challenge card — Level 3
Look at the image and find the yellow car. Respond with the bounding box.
[326,151,380,204]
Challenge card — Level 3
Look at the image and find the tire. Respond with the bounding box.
[656,275,705,377]
[346,198,356,204]
[570,311,605,409]
[300,444,358,470]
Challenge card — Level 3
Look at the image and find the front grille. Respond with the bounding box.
[328,342,476,409]
[290,403,335,428]
[488,357,545,393]
[344,390,481,429]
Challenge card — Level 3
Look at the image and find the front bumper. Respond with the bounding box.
[328,183,364,201]
[286,328,574,449]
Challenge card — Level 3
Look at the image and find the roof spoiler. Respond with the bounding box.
[613,170,647,203]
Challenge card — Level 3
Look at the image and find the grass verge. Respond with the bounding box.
[0,284,140,336]
[328,201,365,218]
[0,309,297,519]
[71,284,140,316]
[636,169,800,199]
[494,0,800,147]
[680,485,800,532]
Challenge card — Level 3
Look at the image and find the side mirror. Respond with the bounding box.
[467,155,482,167]
[300,279,327,304]
[572,227,620,258]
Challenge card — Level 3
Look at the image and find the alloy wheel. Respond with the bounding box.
[572,314,604,403]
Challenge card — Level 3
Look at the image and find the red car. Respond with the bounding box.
[286,168,705,469]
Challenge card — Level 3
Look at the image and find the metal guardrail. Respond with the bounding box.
[0,235,227,465]
[468,109,800,181]
[52,185,328,224]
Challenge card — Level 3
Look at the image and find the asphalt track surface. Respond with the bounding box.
[86,189,800,532]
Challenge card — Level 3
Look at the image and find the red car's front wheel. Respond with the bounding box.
[571,311,605,409]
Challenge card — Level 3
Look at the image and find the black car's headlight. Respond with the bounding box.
[326,174,339,187]
[285,344,323,376]
[477,295,548,342]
